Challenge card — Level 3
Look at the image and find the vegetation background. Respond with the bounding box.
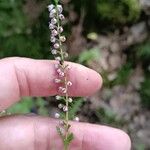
[0,0,150,149]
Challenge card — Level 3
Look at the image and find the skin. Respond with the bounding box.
[0,57,131,150]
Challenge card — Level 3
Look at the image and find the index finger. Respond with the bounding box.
[0,57,102,111]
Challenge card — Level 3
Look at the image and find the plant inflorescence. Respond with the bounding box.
[48,0,79,149]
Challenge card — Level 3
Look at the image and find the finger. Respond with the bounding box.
[0,115,131,150]
[0,57,102,111]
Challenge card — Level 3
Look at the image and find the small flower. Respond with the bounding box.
[58,103,63,109]
[57,5,63,14]
[65,65,71,70]
[59,87,67,94]
[48,4,54,12]
[54,78,61,83]
[67,81,72,86]
[49,23,55,29]
[50,36,56,43]
[58,86,63,90]
[56,95,62,100]
[52,29,58,36]
[49,9,56,18]
[59,14,65,20]
[51,49,57,55]
[55,56,61,61]
[62,89,67,94]
[63,106,68,112]
[68,98,73,103]
[55,113,60,119]
[60,36,66,42]
[54,64,59,69]
[74,117,79,122]
[57,68,62,73]
[58,27,63,33]
[64,52,68,58]
[59,72,65,77]
[54,43,60,49]
[51,18,57,25]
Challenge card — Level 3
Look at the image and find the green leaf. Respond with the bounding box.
[64,133,74,147]
[69,98,83,120]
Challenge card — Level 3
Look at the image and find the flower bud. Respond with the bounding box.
[57,69,62,73]
[68,98,73,103]
[55,56,61,61]
[59,87,67,94]
[48,4,54,12]
[59,72,65,77]
[56,95,62,100]
[59,14,65,20]
[49,23,55,29]
[57,5,63,14]
[58,103,63,109]
[54,64,59,69]
[67,81,72,86]
[74,117,79,122]
[52,29,58,36]
[58,27,63,33]
[51,49,57,55]
[54,43,60,49]
[49,9,56,18]
[54,78,61,83]
[64,52,68,58]
[50,36,56,43]
[60,36,66,42]
[54,113,60,119]
[51,18,57,25]
[63,106,68,112]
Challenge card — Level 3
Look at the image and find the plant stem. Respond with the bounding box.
[65,76,69,138]
[55,4,70,150]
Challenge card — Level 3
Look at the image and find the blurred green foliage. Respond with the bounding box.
[112,63,133,85]
[97,0,141,24]
[77,48,100,64]
[140,77,150,109]
[7,97,49,115]
[137,41,150,68]
[136,144,145,150]
[72,0,141,32]
[95,108,125,127]
[102,63,133,88]
[135,41,150,108]
[0,0,50,58]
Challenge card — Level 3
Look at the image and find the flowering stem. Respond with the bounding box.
[55,5,70,145]
[48,2,74,150]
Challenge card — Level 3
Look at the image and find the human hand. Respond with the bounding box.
[0,57,131,150]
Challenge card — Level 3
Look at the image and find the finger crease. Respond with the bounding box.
[81,131,85,150]
[14,63,31,97]
[13,64,21,98]
[33,120,37,150]
[23,70,31,96]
